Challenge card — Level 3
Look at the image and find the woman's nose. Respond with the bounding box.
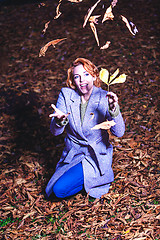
[80,75,84,82]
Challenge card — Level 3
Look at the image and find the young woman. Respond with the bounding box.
[45,58,125,199]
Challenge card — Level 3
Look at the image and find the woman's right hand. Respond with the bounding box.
[49,104,70,121]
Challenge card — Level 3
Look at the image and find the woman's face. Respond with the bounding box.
[73,64,96,98]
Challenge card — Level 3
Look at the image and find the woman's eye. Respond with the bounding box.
[84,73,89,77]
[74,75,80,80]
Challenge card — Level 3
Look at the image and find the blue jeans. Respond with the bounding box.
[53,162,84,198]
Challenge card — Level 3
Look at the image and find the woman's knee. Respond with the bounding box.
[53,181,66,198]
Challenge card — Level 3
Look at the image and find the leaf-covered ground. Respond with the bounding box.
[0,0,159,239]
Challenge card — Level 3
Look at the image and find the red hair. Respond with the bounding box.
[66,58,101,89]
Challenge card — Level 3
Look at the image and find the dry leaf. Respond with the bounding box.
[38,2,46,8]
[22,211,36,220]
[109,68,119,82]
[39,38,66,57]
[99,68,109,85]
[111,0,118,8]
[102,5,114,23]
[99,68,127,90]
[54,0,63,19]
[91,120,116,130]
[68,0,82,2]
[100,41,111,49]
[110,73,127,85]
[42,21,50,35]
[83,0,101,28]
[130,21,138,35]
[89,22,100,46]
[121,15,138,35]
[89,15,101,24]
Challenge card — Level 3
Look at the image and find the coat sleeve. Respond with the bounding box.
[50,89,68,136]
[110,109,125,137]
[101,89,125,138]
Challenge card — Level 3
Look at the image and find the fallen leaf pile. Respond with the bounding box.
[0,0,159,239]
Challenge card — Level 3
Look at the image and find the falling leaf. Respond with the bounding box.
[102,5,114,23]
[130,21,138,35]
[109,73,127,85]
[38,2,46,8]
[100,41,111,49]
[39,38,67,57]
[83,0,101,28]
[68,0,83,2]
[54,0,63,19]
[99,68,109,85]
[89,15,101,24]
[89,22,100,46]
[91,120,116,130]
[42,21,50,35]
[111,0,118,8]
[121,15,138,35]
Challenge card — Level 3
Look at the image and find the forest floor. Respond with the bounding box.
[0,0,159,239]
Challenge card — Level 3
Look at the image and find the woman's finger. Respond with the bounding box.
[51,104,57,111]
[107,92,118,103]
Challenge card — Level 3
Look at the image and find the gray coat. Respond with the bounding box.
[45,86,125,198]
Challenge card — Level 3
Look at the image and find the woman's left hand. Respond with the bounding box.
[107,92,118,112]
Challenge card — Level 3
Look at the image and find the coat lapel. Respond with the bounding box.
[69,90,83,136]
[68,86,101,137]
[82,86,101,127]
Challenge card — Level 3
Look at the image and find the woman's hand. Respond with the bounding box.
[49,104,70,121]
[107,92,118,112]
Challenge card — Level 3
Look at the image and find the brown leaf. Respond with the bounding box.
[89,22,100,46]
[42,21,50,35]
[68,0,83,2]
[111,0,118,8]
[39,38,67,57]
[100,41,111,49]
[27,191,35,205]
[83,0,101,28]
[91,120,116,130]
[22,211,36,220]
[89,15,101,24]
[121,15,138,35]
[102,5,114,23]
[54,0,63,19]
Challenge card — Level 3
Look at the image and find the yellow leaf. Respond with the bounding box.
[110,74,127,85]
[99,68,109,85]
[109,68,119,83]
[123,229,130,234]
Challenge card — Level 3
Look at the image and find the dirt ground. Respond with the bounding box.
[0,0,159,239]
